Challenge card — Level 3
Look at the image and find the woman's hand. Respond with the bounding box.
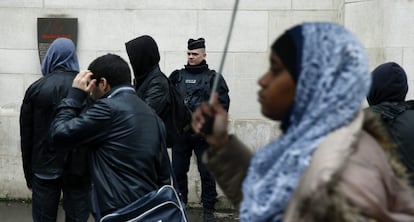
[192,94,229,150]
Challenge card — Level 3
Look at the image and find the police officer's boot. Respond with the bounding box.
[203,208,215,222]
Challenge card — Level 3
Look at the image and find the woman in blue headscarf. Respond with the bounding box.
[41,37,79,75]
[20,38,90,221]
[192,22,414,221]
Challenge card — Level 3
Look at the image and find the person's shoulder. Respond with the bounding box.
[405,100,414,109]
[169,69,184,81]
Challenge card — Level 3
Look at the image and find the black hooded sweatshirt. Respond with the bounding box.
[367,62,414,184]
[125,35,169,116]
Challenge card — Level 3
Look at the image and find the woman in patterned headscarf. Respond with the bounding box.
[192,22,414,222]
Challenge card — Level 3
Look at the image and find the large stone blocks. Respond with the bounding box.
[0,74,25,112]
[292,0,335,9]
[0,49,40,75]
[0,0,42,8]
[269,10,338,46]
[202,0,291,10]
[383,0,414,47]
[344,1,383,48]
[198,11,268,52]
[226,77,263,120]
[44,0,202,10]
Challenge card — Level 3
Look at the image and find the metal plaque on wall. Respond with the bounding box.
[37,18,78,64]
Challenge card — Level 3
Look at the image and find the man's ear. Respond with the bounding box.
[100,78,111,92]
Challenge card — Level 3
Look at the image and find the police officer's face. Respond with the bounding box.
[257,51,296,120]
[187,49,206,66]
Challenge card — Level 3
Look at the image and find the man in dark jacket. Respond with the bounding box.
[49,54,171,218]
[169,38,230,221]
[125,35,169,117]
[367,62,414,185]
[20,38,90,222]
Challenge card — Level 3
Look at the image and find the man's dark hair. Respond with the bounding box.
[88,53,131,87]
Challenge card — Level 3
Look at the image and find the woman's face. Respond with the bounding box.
[257,51,296,120]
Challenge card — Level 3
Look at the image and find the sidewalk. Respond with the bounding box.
[0,200,238,222]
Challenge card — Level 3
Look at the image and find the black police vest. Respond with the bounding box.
[175,69,214,112]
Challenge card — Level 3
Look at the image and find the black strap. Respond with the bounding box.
[155,116,180,189]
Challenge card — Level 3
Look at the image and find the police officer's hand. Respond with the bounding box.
[192,94,229,150]
[72,70,96,93]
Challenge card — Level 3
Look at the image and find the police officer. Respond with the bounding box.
[170,38,230,221]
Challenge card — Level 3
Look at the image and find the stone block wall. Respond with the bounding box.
[1,0,413,208]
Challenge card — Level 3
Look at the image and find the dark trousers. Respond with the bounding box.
[32,175,90,222]
[172,133,217,210]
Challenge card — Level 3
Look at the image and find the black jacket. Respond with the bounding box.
[49,86,171,215]
[368,101,414,184]
[170,62,230,112]
[20,70,77,187]
[125,36,169,117]
[136,65,170,116]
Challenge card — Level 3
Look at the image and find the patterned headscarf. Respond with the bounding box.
[41,38,79,75]
[240,22,371,222]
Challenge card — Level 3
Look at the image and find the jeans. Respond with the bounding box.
[32,174,90,222]
[172,133,217,210]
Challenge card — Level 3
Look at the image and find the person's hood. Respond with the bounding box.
[125,35,160,84]
[367,62,408,106]
[41,38,79,75]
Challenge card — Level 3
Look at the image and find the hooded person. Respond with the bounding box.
[20,37,90,222]
[191,22,414,222]
[125,35,169,116]
[367,62,414,185]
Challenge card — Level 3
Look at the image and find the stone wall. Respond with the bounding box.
[0,0,413,208]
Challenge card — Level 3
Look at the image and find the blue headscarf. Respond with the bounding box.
[240,22,371,222]
[41,38,79,75]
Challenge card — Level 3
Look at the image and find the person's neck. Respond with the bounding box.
[184,60,208,74]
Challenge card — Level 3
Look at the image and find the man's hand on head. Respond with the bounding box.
[73,70,96,93]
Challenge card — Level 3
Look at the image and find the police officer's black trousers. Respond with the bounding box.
[172,133,217,210]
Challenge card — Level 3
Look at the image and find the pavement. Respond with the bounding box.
[0,200,238,222]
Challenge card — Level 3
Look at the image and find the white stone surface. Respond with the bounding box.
[0,154,30,198]
[344,1,383,48]
[198,11,268,52]
[0,8,39,49]
[0,0,42,8]
[226,77,263,120]
[233,52,268,78]
[292,0,335,9]
[45,0,202,10]
[269,10,338,46]
[0,74,25,112]
[202,0,291,10]
[384,47,404,66]
[383,0,414,47]
[365,47,385,70]
[403,48,414,83]
[0,49,40,74]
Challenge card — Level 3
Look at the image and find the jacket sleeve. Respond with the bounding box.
[142,76,170,116]
[19,90,34,189]
[217,74,230,112]
[157,148,172,186]
[203,135,252,207]
[49,88,112,148]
